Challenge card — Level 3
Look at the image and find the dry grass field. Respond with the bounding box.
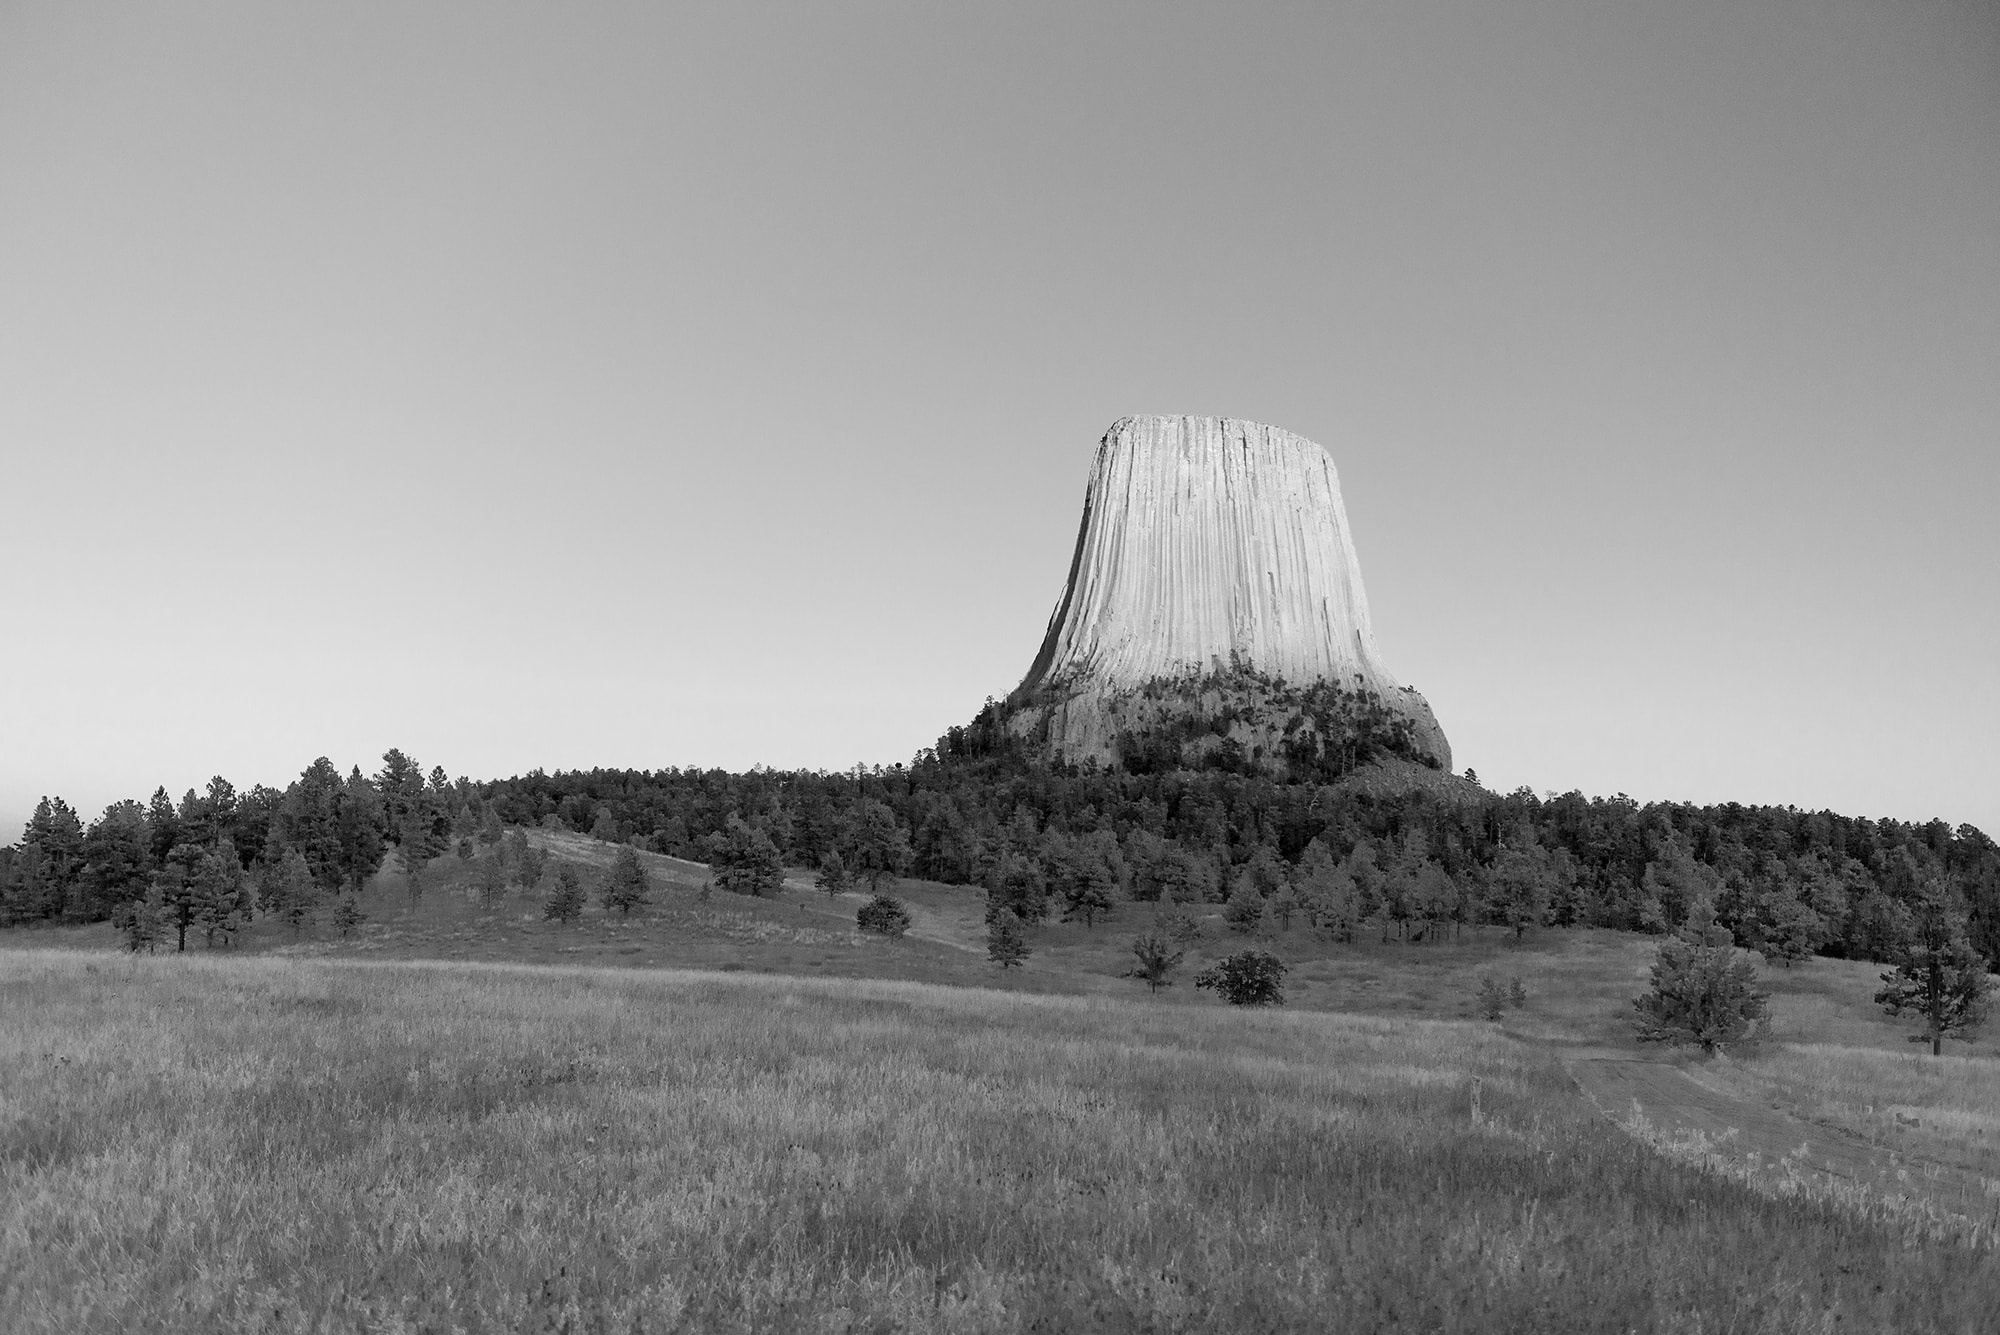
[5,947,2000,1334]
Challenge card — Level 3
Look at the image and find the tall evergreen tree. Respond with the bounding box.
[82,799,154,921]
[145,786,182,862]
[1875,879,1992,1056]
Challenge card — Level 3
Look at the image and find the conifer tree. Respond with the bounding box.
[332,892,365,937]
[857,893,911,937]
[543,865,586,923]
[272,845,318,934]
[710,817,785,897]
[476,854,508,910]
[815,850,852,899]
[1124,933,1184,992]
[986,910,1030,968]
[516,841,547,891]
[1875,879,1992,1056]
[602,845,651,916]
[1633,903,1769,1051]
[122,884,167,954]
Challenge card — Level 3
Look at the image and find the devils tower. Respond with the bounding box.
[997,416,1450,778]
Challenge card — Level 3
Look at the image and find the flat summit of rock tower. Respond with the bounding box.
[998,415,1450,778]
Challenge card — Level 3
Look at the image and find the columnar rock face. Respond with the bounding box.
[1010,415,1450,773]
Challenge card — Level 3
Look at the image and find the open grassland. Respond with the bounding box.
[5,950,2000,1333]
[1694,1044,2000,1183]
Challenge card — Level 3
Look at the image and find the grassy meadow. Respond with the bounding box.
[6,948,2000,1334]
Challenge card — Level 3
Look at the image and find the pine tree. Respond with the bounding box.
[709,817,785,897]
[122,884,167,954]
[543,865,586,923]
[332,892,365,938]
[986,911,1030,969]
[192,841,250,947]
[476,854,508,911]
[1489,831,1553,942]
[1875,879,1992,1056]
[1124,933,1184,992]
[1155,900,1204,946]
[515,841,547,891]
[857,894,911,937]
[602,845,651,916]
[1633,903,1769,1051]
[273,845,319,934]
[844,801,912,892]
[815,850,852,899]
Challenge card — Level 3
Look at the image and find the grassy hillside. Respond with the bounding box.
[8,829,2000,1330]
[5,949,1998,1334]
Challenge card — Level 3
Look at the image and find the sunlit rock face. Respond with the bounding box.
[1009,415,1450,775]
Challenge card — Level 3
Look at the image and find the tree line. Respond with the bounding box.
[6,728,1997,979]
[0,750,497,945]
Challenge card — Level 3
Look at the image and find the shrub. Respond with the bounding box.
[857,894,911,938]
[1195,950,1288,1006]
[1632,905,1768,1052]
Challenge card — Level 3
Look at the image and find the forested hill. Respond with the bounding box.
[4,740,1996,973]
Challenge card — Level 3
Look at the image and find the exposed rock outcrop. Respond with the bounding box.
[1006,415,1450,776]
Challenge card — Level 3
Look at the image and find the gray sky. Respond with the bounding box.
[4,0,1996,839]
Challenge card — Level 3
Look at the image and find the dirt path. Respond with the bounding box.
[1569,1055,2000,1226]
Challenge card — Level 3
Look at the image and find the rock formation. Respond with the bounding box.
[1003,415,1450,777]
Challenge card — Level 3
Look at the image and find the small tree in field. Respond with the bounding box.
[543,865,586,923]
[857,894,911,938]
[505,827,530,869]
[122,885,167,954]
[1195,950,1288,1006]
[332,893,365,938]
[516,842,547,893]
[1156,901,1204,947]
[1124,933,1184,993]
[1875,880,1992,1056]
[475,854,507,911]
[1633,904,1769,1052]
[602,845,652,917]
[987,911,1030,969]
[816,851,852,899]
[1223,890,1264,935]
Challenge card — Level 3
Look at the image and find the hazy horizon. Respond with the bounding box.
[3,1,1996,840]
